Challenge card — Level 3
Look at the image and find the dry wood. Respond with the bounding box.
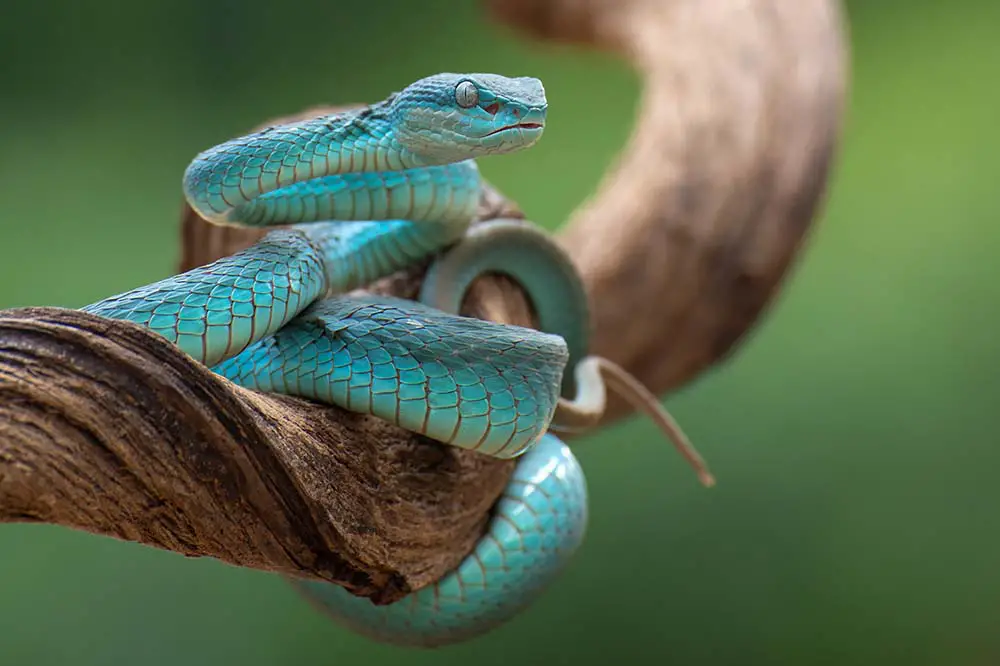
[0,0,847,602]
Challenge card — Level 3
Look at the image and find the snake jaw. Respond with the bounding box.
[483,121,544,136]
[392,72,548,160]
[476,99,546,143]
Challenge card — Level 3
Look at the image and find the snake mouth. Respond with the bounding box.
[484,122,544,137]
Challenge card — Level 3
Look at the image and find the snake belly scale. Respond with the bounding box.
[82,73,712,647]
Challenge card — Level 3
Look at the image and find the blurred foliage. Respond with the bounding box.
[0,1,998,664]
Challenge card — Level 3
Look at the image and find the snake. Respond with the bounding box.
[81,73,714,647]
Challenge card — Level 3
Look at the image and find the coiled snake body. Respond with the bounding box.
[83,73,712,647]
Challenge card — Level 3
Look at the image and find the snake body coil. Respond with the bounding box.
[83,73,711,647]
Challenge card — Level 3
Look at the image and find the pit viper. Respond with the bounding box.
[83,73,713,647]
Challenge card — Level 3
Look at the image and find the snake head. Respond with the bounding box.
[390,73,547,161]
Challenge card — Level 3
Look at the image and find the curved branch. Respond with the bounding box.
[0,305,517,601]
[486,0,848,419]
[0,0,847,602]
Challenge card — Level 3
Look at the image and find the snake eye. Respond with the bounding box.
[455,81,479,108]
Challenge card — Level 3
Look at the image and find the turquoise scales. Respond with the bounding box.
[82,73,713,647]
[216,296,566,456]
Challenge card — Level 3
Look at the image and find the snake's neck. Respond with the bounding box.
[182,100,428,223]
[304,99,427,172]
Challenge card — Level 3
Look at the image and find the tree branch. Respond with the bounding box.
[0,0,847,603]
[486,0,848,419]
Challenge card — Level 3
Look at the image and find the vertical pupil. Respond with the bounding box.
[457,82,477,107]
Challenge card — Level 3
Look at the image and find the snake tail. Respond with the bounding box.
[583,356,715,487]
[419,218,590,397]
[420,218,715,486]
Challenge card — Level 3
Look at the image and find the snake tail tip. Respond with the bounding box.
[699,471,717,488]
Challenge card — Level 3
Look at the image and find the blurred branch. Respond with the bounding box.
[0,0,847,602]
[486,0,848,417]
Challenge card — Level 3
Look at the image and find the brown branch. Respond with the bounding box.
[0,305,513,601]
[486,0,848,419]
[0,0,847,603]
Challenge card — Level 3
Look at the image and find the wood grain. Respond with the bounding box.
[0,0,847,602]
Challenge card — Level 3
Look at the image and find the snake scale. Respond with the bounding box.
[82,73,713,647]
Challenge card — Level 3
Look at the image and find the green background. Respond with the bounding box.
[1,1,997,664]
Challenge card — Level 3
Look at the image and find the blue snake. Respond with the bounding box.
[82,73,713,647]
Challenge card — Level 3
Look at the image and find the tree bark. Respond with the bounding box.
[0,0,847,603]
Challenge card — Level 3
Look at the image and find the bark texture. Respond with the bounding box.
[0,0,847,602]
